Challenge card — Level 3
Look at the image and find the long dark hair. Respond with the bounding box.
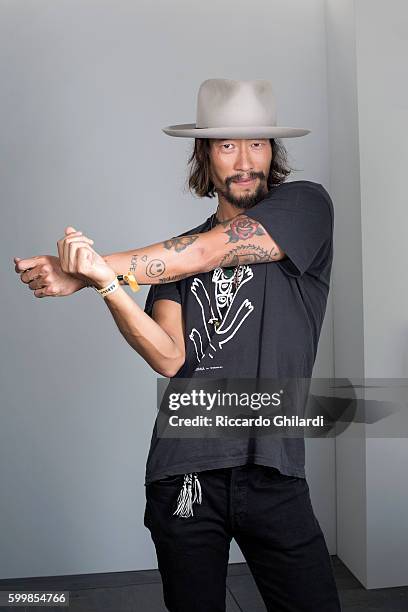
[186,138,294,198]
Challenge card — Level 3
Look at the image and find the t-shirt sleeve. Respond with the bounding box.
[245,183,333,278]
[144,281,182,318]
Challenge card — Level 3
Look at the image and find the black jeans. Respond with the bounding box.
[144,463,342,612]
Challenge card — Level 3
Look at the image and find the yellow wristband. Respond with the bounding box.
[123,273,140,293]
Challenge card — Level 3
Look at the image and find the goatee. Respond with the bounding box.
[217,180,269,209]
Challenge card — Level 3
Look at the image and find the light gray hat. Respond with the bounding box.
[162,78,310,139]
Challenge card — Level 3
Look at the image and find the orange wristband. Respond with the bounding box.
[122,273,140,293]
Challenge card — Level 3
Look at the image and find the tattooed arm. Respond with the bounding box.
[200,215,284,270]
[102,233,204,286]
[102,215,284,285]
[15,216,284,297]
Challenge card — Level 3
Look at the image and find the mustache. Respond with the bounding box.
[225,171,266,187]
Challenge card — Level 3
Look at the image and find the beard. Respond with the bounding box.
[215,173,269,209]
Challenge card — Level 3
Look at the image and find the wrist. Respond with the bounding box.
[92,273,118,291]
[79,278,92,290]
[101,282,124,302]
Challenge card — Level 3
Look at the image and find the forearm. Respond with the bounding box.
[102,215,281,286]
[80,214,282,290]
[102,236,206,286]
[100,284,184,377]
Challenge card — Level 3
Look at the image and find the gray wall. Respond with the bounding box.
[357,0,408,588]
[327,0,408,589]
[325,0,367,585]
[0,0,335,578]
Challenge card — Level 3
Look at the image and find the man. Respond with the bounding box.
[14,79,341,611]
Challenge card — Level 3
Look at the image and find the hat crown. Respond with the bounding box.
[196,79,277,129]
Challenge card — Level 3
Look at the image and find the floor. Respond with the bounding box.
[1,556,408,611]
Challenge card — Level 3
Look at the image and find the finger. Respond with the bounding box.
[14,257,39,272]
[64,235,94,245]
[21,268,42,284]
[65,230,82,237]
[71,243,95,280]
[61,236,94,269]
[77,246,92,273]
[58,230,84,266]
[68,241,94,272]
[14,257,25,273]
[70,232,93,243]
[13,257,27,274]
[57,230,82,254]
[33,287,49,298]
[60,232,81,269]
[29,277,46,290]
[63,233,84,267]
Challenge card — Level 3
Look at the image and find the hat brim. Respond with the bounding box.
[162,124,310,138]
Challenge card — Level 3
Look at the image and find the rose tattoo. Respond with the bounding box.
[225,216,265,243]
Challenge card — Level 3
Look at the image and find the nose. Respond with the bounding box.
[234,145,253,175]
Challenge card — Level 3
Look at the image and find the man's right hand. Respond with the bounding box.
[14,254,89,298]
[14,228,94,298]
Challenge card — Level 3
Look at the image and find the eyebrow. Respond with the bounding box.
[218,139,266,142]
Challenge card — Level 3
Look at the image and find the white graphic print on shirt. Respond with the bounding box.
[189,265,254,368]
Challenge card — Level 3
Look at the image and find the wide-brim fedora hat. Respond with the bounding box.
[162,78,310,139]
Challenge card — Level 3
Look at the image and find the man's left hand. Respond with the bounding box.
[57,226,117,290]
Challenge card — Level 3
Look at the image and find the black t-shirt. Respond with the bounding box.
[143,180,334,484]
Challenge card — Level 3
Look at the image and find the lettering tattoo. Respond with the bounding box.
[219,243,280,267]
[163,235,199,252]
[146,259,166,277]
[129,255,138,274]
[158,272,190,284]
[224,215,265,243]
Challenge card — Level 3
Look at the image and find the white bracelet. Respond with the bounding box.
[93,277,120,298]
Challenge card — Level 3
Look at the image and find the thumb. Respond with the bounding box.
[14,257,21,262]
[65,226,77,235]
